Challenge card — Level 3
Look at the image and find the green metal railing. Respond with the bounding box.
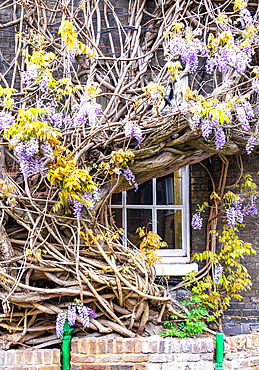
[62,319,74,370]
[215,332,224,370]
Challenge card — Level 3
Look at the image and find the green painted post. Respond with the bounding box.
[215,333,224,370]
[62,319,74,370]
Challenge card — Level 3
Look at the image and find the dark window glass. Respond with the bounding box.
[111,192,122,205]
[156,172,182,205]
[157,210,182,249]
[127,180,152,205]
[111,209,123,228]
[127,209,152,247]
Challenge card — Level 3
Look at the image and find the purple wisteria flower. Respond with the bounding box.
[242,100,254,120]
[180,100,189,115]
[124,122,143,143]
[56,302,97,338]
[123,168,138,191]
[169,36,206,74]
[191,213,203,230]
[13,137,45,178]
[0,111,14,130]
[201,120,213,139]
[74,98,101,127]
[246,135,257,155]
[68,49,76,62]
[206,42,252,75]
[214,265,223,285]
[56,311,67,339]
[192,113,202,127]
[226,194,245,226]
[77,303,97,328]
[40,72,51,94]
[240,8,253,26]
[67,304,76,327]
[214,124,226,150]
[236,106,250,132]
[68,189,100,218]
[41,141,54,162]
[21,64,38,86]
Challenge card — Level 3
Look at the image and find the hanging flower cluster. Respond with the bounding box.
[123,168,138,191]
[124,122,142,143]
[0,111,14,130]
[168,23,206,74]
[67,188,100,218]
[73,98,102,127]
[7,108,58,178]
[213,264,223,285]
[206,7,258,75]
[183,89,255,151]
[21,64,38,86]
[56,301,97,338]
[192,176,258,231]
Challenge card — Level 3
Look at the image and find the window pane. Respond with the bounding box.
[157,210,182,249]
[111,209,123,228]
[156,171,182,205]
[111,192,122,205]
[127,209,152,247]
[127,180,153,205]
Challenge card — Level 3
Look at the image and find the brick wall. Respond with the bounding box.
[70,336,215,370]
[190,153,259,329]
[224,333,259,369]
[0,348,60,369]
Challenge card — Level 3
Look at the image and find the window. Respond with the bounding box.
[111,167,196,275]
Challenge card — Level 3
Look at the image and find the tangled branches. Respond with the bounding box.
[0,0,258,347]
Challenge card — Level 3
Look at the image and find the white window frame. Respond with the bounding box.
[111,167,193,274]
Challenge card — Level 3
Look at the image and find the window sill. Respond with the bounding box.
[155,262,198,276]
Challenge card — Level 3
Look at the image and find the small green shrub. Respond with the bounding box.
[159,295,215,338]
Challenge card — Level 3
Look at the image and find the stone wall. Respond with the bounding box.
[224,333,259,369]
[70,336,215,370]
[0,348,60,369]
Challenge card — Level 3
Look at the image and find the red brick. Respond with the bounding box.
[96,355,123,363]
[82,365,107,370]
[134,339,141,353]
[200,340,207,353]
[192,342,201,354]
[246,335,252,349]
[228,338,236,351]
[123,354,148,362]
[107,366,134,370]
[71,338,79,353]
[150,340,158,353]
[135,365,147,370]
[125,339,134,353]
[159,340,166,353]
[71,354,96,363]
[107,339,114,353]
[14,351,24,366]
[34,350,43,364]
[241,360,249,367]
[52,349,60,364]
[89,339,97,355]
[43,349,52,365]
[80,338,89,354]
[116,338,123,353]
[98,339,106,354]
[5,350,14,366]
